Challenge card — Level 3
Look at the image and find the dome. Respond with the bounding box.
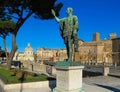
[25,43,33,51]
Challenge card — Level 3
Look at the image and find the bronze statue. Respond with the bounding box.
[52,7,79,61]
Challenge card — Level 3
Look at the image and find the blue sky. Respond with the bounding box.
[0,0,120,52]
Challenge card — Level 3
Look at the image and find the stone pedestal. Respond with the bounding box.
[53,66,84,92]
[103,67,109,76]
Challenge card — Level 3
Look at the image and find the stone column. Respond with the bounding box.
[103,67,109,76]
[53,66,84,92]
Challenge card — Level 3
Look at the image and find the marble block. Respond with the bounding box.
[53,66,84,92]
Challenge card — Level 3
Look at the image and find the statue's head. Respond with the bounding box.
[66,7,73,15]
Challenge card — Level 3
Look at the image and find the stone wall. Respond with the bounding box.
[0,79,4,92]
[21,61,46,72]
[112,38,120,65]
[21,61,56,75]
[0,79,51,92]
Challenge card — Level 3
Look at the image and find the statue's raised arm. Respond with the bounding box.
[51,9,60,23]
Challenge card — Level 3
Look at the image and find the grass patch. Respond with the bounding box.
[0,68,49,84]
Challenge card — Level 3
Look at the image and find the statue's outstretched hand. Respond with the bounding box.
[51,9,56,17]
[51,9,60,22]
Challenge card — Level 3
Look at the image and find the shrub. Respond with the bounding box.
[0,68,49,84]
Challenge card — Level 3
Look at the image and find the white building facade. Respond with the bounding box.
[24,43,34,61]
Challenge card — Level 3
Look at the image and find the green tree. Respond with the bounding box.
[0,20,16,65]
[0,0,62,69]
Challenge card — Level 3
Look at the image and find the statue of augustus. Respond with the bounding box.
[52,7,79,61]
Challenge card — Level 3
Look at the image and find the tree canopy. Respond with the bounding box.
[0,0,63,20]
[0,20,16,31]
[29,0,63,19]
[0,0,63,69]
[0,0,63,34]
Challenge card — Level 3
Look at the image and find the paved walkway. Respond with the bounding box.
[83,76,120,92]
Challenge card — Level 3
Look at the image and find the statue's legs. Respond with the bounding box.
[66,44,69,60]
[67,36,72,61]
[73,34,78,52]
[74,40,78,52]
